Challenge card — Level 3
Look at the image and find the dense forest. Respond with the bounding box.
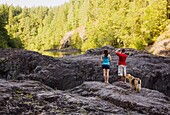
[0,0,169,51]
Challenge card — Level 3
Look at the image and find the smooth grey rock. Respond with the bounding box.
[0,79,169,114]
[0,46,170,97]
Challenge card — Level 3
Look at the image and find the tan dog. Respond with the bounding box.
[126,74,141,93]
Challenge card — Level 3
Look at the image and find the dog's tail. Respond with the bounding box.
[138,80,141,84]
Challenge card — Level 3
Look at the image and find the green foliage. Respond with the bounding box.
[81,38,97,51]
[0,0,168,51]
[26,93,33,99]
[0,38,8,48]
[141,0,168,45]
[0,4,21,48]
[129,35,147,50]
[70,32,82,49]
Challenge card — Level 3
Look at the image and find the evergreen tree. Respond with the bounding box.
[70,32,82,49]
[0,0,168,51]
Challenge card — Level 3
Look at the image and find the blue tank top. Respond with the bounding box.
[102,56,110,65]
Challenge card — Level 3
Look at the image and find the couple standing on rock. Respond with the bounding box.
[100,48,127,84]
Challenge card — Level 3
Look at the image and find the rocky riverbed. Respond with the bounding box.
[0,46,170,114]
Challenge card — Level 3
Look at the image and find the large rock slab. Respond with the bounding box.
[0,46,170,97]
[69,81,170,115]
[0,79,169,114]
[150,38,170,57]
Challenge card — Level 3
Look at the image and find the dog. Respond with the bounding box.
[126,74,141,93]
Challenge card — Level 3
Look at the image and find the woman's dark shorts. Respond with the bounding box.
[102,65,110,69]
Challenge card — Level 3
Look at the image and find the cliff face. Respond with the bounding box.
[0,46,170,114]
[149,26,170,57]
[60,26,85,49]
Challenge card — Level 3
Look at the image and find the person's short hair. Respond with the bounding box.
[122,49,125,52]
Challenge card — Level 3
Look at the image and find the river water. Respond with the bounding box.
[41,50,84,57]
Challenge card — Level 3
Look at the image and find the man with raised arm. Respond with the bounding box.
[115,48,127,83]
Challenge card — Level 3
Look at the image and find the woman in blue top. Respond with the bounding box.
[101,49,112,84]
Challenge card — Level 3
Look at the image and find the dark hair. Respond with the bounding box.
[122,49,125,53]
[104,49,108,57]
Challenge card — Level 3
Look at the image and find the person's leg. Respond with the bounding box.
[106,69,110,83]
[123,66,127,83]
[103,69,107,83]
[118,65,123,82]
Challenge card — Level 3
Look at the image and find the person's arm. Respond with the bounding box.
[100,55,103,66]
[109,55,112,65]
[115,49,121,56]
[115,49,120,53]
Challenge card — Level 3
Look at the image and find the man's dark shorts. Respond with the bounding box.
[102,65,110,69]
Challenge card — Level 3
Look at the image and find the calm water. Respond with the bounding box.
[41,50,84,57]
